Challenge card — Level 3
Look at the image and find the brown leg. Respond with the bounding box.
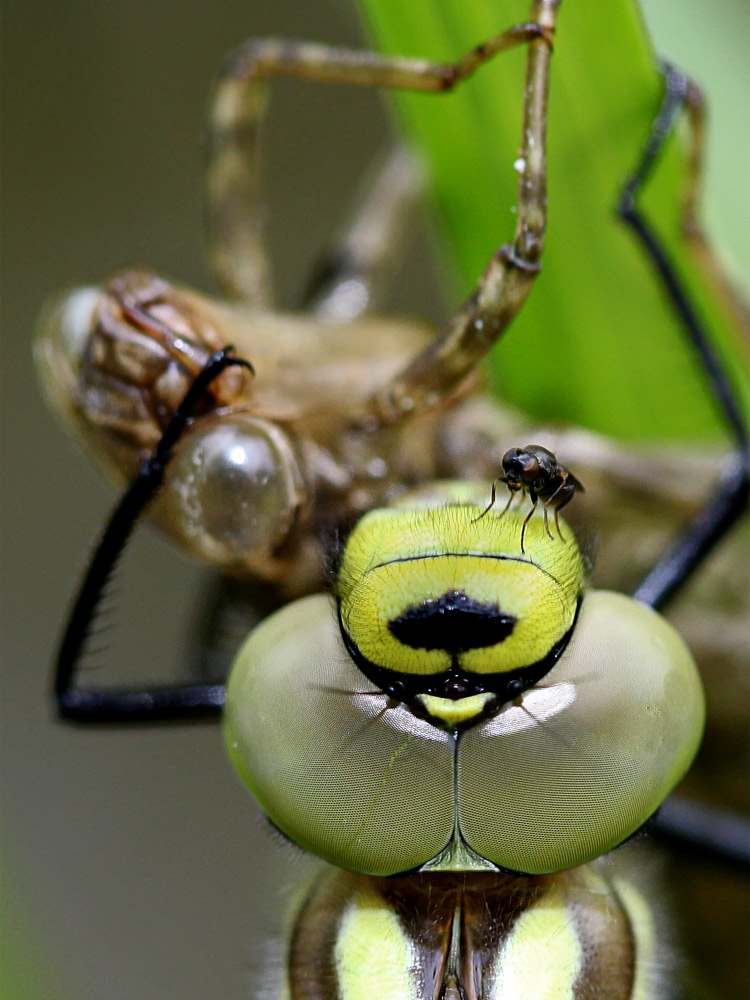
[543,480,567,540]
[674,69,746,332]
[205,5,557,311]
[371,0,560,426]
[543,503,552,541]
[472,477,499,523]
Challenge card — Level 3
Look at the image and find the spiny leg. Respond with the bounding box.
[656,66,746,332]
[301,146,425,320]
[618,64,749,611]
[617,67,750,871]
[371,0,560,426]
[205,5,557,309]
[54,349,253,724]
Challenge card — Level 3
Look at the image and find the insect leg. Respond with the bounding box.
[472,477,499,523]
[542,481,565,540]
[499,488,517,519]
[371,0,559,425]
[519,495,538,554]
[544,479,575,541]
[542,503,552,540]
[301,146,424,320]
[618,65,749,611]
[205,2,558,315]
[553,506,562,540]
[55,349,253,724]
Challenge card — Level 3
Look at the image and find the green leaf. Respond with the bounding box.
[356,0,748,440]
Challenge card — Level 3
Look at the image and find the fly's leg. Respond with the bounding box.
[471,477,521,525]
[300,146,424,321]
[618,65,749,611]
[205,2,558,308]
[541,481,565,540]
[472,478,500,523]
[520,494,539,554]
[55,349,253,724]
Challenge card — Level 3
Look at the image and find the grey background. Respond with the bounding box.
[2,1,747,998]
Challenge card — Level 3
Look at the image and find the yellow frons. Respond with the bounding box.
[337,504,584,677]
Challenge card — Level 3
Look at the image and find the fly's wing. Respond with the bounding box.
[566,469,585,494]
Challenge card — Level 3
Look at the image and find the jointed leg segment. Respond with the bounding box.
[54,349,253,723]
[205,1,559,377]
[371,0,559,424]
[619,65,749,610]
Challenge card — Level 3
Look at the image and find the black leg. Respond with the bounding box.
[54,349,254,724]
[185,574,287,685]
[654,795,750,869]
[618,64,749,611]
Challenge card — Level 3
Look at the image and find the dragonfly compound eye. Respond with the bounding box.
[223,503,704,876]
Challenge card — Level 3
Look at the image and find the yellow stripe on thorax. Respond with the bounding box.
[614,878,660,1000]
[335,887,416,1000]
[489,885,581,1000]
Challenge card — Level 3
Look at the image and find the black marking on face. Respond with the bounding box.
[337,597,581,729]
[388,590,516,652]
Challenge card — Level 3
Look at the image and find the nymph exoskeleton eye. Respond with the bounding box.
[154,411,307,574]
[223,587,704,876]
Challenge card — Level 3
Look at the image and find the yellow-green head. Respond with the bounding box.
[336,503,584,724]
[223,492,704,876]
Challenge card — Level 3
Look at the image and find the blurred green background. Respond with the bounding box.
[1,1,747,998]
